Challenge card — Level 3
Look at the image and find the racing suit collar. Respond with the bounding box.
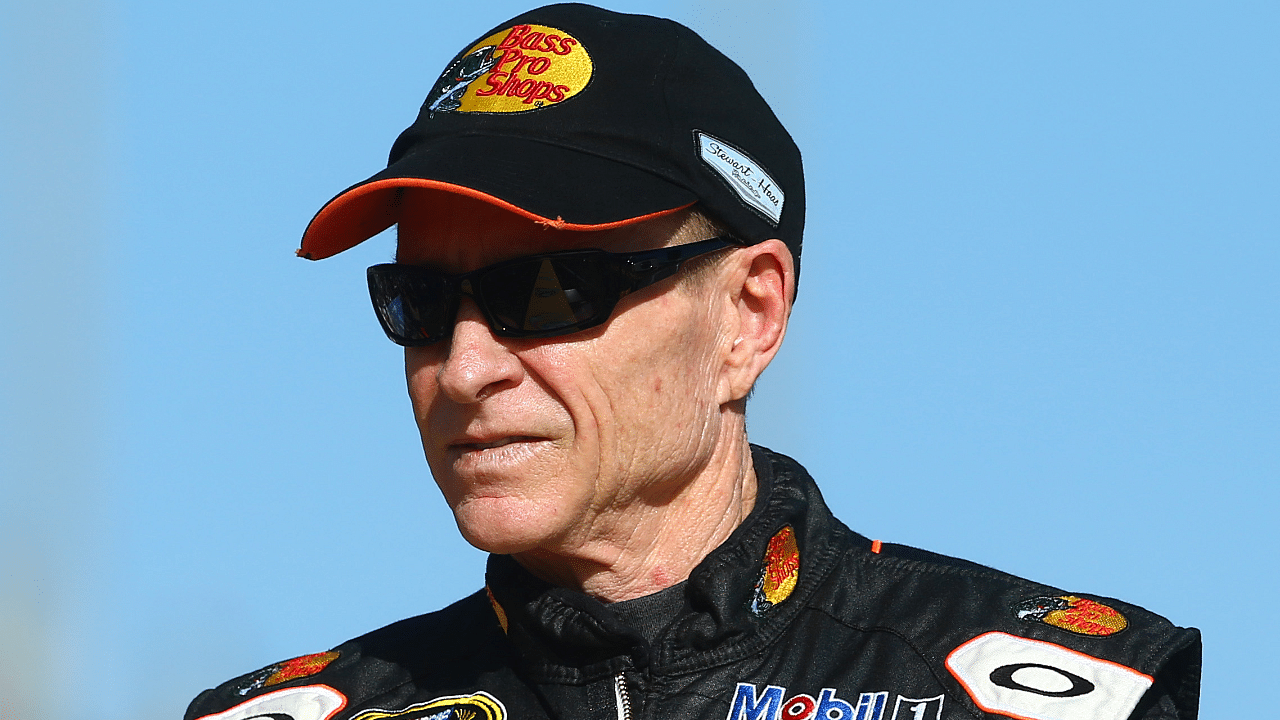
[484,445,853,683]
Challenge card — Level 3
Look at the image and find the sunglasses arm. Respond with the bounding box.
[616,236,739,293]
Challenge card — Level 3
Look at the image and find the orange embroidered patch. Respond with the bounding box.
[424,23,593,116]
[751,525,800,614]
[262,650,340,687]
[487,585,509,634]
[762,526,801,604]
[1014,595,1129,637]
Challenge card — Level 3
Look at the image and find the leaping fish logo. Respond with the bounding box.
[1014,595,1129,637]
[424,45,500,115]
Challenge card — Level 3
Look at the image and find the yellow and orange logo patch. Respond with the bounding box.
[261,650,340,687]
[753,525,801,613]
[425,24,592,115]
[1014,595,1129,637]
[486,585,509,634]
[232,650,341,697]
[351,691,507,720]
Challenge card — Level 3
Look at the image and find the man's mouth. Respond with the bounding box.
[454,436,542,451]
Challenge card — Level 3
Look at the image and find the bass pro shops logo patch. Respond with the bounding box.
[423,24,592,115]
[1014,595,1129,637]
[752,525,800,615]
[234,651,342,696]
[351,691,507,720]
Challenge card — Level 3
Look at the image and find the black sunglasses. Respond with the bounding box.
[367,236,741,346]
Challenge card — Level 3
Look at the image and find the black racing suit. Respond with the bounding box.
[186,447,1200,720]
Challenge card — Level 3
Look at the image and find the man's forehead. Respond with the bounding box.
[394,189,707,266]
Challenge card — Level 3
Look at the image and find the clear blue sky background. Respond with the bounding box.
[1,1,1276,718]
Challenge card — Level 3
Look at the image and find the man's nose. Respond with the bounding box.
[435,297,525,403]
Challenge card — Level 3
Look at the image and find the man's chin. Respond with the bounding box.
[457,529,542,556]
[450,499,564,556]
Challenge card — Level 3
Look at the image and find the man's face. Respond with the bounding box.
[397,191,735,560]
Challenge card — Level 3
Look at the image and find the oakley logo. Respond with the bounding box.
[946,632,1152,720]
[989,663,1095,698]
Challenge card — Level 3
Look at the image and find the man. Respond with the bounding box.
[186,4,1200,720]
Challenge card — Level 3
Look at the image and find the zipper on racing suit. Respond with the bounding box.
[613,671,633,720]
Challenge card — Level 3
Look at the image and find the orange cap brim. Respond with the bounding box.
[297,177,694,261]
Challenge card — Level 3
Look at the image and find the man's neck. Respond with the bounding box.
[511,434,758,602]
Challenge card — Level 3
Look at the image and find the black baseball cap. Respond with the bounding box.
[298,3,804,279]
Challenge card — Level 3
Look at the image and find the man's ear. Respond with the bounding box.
[718,239,794,405]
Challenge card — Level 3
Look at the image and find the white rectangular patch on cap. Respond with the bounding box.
[696,132,783,225]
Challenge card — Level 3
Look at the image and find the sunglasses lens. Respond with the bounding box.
[481,256,615,335]
[367,237,726,346]
[368,267,453,345]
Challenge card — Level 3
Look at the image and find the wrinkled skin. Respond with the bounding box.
[396,190,792,600]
